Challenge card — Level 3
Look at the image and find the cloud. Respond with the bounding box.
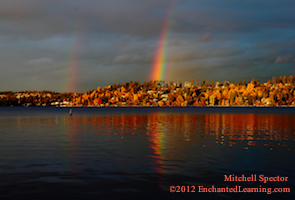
[1,0,294,41]
[219,35,239,41]
[274,54,295,63]
[167,43,246,62]
[27,57,54,66]
[169,41,181,46]
[112,54,151,64]
[118,38,130,47]
[1,0,295,93]
[113,55,133,63]
[196,32,215,42]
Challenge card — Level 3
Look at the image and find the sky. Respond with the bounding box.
[1,0,295,93]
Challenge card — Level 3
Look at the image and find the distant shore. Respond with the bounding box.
[2,76,295,107]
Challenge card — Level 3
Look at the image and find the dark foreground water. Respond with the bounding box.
[0,107,295,200]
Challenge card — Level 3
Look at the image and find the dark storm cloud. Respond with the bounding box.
[196,33,215,43]
[255,36,295,64]
[0,0,172,39]
[1,0,295,92]
[1,0,294,39]
[167,43,246,62]
[27,57,54,66]
[274,54,295,64]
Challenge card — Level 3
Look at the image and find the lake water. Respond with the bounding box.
[0,107,295,200]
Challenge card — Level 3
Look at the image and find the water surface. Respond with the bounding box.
[0,107,294,199]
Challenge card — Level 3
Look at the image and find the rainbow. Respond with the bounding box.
[63,10,83,93]
[150,1,177,81]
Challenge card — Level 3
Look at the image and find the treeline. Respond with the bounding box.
[1,75,295,107]
[0,90,81,106]
[71,75,295,107]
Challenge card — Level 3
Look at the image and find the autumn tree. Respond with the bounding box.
[272,77,276,84]
[291,75,294,83]
[201,80,205,87]
[282,76,287,84]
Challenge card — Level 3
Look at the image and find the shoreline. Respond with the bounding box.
[2,104,295,107]
[2,78,295,107]
[2,106,295,116]
[10,105,295,108]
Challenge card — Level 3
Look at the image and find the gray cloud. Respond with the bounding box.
[196,33,215,43]
[167,43,246,62]
[27,57,54,66]
[1,0,295,92]
[274,54,295,64]
[1,0,294,40]
[219,35,239,41]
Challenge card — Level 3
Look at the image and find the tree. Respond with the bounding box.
[256,80,260,85]
[201,80,205,87]
[272,77,276,84]
[224,80,229,86]
[287,75,293,83]
[282,76,287,84]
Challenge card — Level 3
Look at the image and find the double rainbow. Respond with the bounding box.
[64,10,83,93]
[150,1,177,81]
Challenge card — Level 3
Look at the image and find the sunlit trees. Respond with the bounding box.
[2,75,295,107]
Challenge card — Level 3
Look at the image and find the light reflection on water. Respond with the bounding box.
[0,108,295,199]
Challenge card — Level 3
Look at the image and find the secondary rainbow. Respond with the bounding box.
[63,10,83,93]
[150,1,176,81]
